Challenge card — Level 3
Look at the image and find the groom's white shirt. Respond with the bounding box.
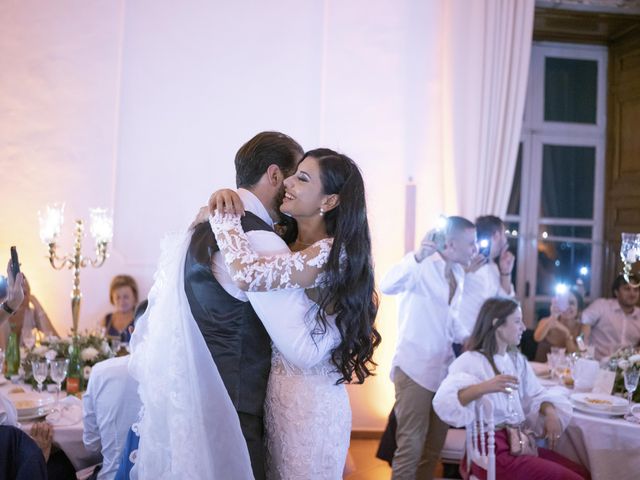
[211,188,339,370]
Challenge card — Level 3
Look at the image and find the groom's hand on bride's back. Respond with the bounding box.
[208,189,245,216]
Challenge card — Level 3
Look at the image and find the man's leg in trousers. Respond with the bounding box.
[238,412,266,480]
[415,397,449,479]
[391,368,432,480]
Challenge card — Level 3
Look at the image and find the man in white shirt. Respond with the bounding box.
[458,215,515,335]
[381,216,477,480]
[581,274,640,361]
[82,355,141,480]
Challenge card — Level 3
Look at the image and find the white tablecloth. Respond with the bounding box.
[0,380,100,470]
[537,372,640,480]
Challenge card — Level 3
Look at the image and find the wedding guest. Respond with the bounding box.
[581,274,640,361]
[534,288,584,361]
[102,275,139,344]
[381,216,476,480]
[83,299,147,480]
[0,395,73,480]
[0,272,57,350]
[433,298,590,480]
[83,355,141,480]
[0,261,24,327]
[459,215,515,334]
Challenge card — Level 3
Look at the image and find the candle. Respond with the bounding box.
[38,203,65,244]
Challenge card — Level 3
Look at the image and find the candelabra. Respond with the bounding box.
[620,232,640,288]
[38,204,113,334]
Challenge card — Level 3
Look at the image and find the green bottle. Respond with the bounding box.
[5,331,20,377]
[66,338,82,394]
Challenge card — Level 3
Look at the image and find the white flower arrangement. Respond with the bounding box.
[81,347,100,362]
[45,349,58,361]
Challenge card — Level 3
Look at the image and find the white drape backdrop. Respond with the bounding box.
[441,0,535,220]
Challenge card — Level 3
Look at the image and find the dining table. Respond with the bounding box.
[0,377,100,471]
[531,362,640,480]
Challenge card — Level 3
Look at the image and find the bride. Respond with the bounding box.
[209,148,380,479]
[129,148,380,479]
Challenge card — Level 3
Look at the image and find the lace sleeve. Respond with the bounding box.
[209,212,333,291]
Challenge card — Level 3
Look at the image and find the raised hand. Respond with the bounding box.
[465,253,488,273]
[498,246,515,275]
[480,374,519,395]
[414,231,439,263]
[5,260,24,312]
[208,189,245,216]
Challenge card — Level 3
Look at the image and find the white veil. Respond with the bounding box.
[128,231,254,479]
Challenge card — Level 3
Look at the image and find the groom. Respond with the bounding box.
[184,131,303,480]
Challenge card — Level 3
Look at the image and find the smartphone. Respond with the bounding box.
[427,228,446,251]
[0,276,7,299]
[10,246,20,278]
[478,238,491,258]
[554,283,569,311]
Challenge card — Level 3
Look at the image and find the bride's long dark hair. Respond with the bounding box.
[300,148,381,384]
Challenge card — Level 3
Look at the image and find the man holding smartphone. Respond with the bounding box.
[458,215,516,334]
[381,216,477,479]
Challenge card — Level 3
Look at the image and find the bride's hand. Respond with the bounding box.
[208,189,245,216]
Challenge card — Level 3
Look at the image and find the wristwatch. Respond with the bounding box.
[1,301,15,315]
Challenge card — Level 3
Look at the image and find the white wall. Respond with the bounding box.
[0,0,456,429]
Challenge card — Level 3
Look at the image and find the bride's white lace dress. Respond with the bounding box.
[264,348,351,480]
[211,213,352,480]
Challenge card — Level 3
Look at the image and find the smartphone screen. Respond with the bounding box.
[478,238,491,258]
[10,246,20,278]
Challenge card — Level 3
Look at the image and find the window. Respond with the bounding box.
[506,42,607,326]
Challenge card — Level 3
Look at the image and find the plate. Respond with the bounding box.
[17,407,54,422]
[570,393,627,414]
[530,361,551,378]
[571,400,626,417]
[8,392,55,416]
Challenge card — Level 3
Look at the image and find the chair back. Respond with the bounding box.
[465,397,496,480]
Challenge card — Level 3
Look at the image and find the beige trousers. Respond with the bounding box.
[391,368,449,480]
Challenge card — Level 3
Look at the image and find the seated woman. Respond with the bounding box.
[534,288,584,362]
[102,275,138,344]
[433,297,590,480]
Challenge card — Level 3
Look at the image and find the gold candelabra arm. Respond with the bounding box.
[46,243,75,270]
[83,241,109,268]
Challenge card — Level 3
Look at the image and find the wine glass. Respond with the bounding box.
[49,359,69,411]
[623,369,640,423]
[31,360,48,393]
[504,385,519,423]
[0,348,4,373]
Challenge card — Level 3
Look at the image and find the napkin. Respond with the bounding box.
[46,396,82,426]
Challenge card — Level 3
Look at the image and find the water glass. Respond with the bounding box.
[31,360,48,393]
[49,359,69,410]
[623,369,640,423]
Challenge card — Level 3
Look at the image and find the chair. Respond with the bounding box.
[465,398,495,480]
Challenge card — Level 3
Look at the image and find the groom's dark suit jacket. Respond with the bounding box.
[184,215,272,417]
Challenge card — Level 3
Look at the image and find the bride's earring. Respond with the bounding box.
[319,208,324,217]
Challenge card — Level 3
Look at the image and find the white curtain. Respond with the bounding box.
[440,0,535,220]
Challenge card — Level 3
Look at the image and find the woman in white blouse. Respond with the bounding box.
[433,297,590,480]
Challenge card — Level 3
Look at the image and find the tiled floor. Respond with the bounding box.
[344,439,446,480]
